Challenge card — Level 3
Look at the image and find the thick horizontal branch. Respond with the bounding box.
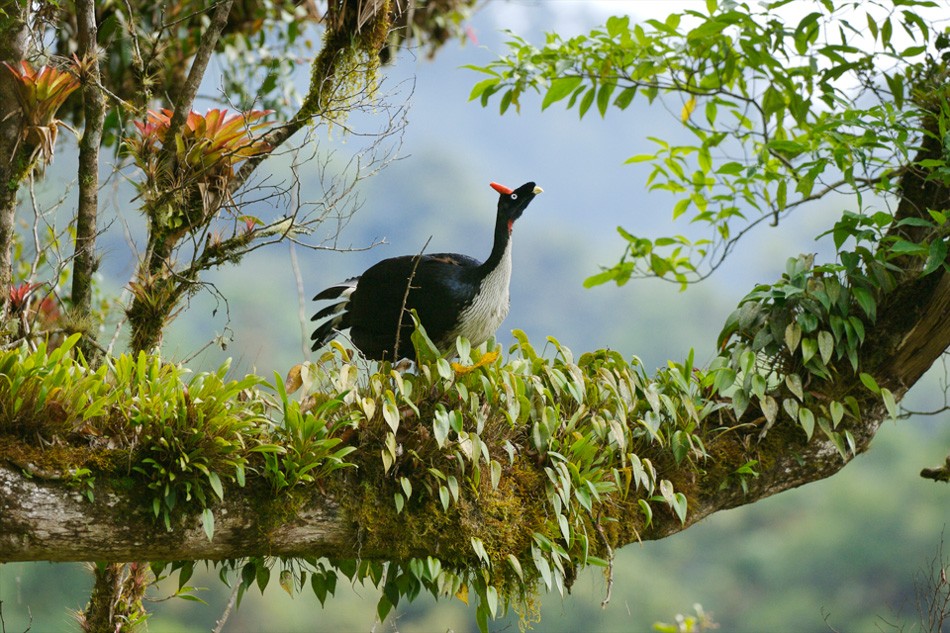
[0,468,351,562]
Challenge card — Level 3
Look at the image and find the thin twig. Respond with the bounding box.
[392,235,432,360]
[289,242,310,358]
[212,579,240,633]
[589,510,616,609]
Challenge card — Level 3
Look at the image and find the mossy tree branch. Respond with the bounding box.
[0,270,946,562]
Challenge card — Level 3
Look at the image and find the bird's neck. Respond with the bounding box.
[480,213,514,275]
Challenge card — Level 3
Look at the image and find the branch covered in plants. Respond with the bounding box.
[2,214,947,627]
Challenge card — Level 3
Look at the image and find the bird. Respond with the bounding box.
[310,180,543,361]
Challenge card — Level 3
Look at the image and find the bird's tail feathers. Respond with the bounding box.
[312,277,359,301]
[310,278,358,351]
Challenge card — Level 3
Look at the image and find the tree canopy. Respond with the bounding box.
[0,0,948,631]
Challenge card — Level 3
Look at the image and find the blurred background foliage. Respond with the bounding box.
[1,1,947,631]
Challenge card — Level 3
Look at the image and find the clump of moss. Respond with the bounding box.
[302,0,392,122]
[0,436,124,478]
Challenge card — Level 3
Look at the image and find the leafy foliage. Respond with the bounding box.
[261,371,358,491]
[0,323,715,629]
[466,0,942,286]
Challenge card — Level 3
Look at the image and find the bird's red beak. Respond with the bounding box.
[490,182,513,195]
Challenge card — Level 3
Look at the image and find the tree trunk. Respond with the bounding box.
[70,0,107,363]
[0,2,29,316]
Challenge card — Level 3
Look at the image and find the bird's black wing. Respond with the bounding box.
[347,254,481,359]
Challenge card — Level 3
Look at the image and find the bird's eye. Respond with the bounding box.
[510,193,518,200]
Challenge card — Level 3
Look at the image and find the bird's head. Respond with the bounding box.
[490,181,543,233]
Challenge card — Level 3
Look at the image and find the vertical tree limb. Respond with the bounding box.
[78,562,148,633]
[128,0,236,354]
[71,0,106,362]
[160,0,235,158]
[0,2,30,317]
[144,0,235,278]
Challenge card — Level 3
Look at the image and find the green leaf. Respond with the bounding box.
[507,554,524,580]
[613,86,637,110]
[732,388,750,420]
[597,81,615,117]
[279,569,294,596]
[761,395,778,425]
[490,459,502,490]
[638,499,653,527]
[606,14,630,38]
[625,153,656,164]
[499,89,514,115]
[255,563,270,594]
[799,407,815,440]
[578,87,596,118]
[439,485,450,511]
[471,537,490,565]
[201,508,214,541]
[783,397,799,421]
[207,471,224,501]
[377,595,393,623]
[433,408,450,448]
[447,475,459,503]
[713,367,737,394]
[923,238,948,275]
[817,330,834,365]
[467,78,500,102]
[583,267,622,288]
[859,372,880,394]
[786,373,804,400]
[382,396,400,433]
[542,76,583,110]
[672,492,688,525]
[852,286,876,320]
[785,322,802,352]
[558,513,571,544]
[485,585,499,619]
[476,603,489,633]
[532,544,553,589]
[830,400,844,428]
[672,198,690,219]
[717,161,745,175]
[776,179,787,212]
[801,338,818,365]
[881,388,897,420]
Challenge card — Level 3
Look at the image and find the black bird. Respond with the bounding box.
[310,181,543,360]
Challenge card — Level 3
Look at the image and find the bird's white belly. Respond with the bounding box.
[448,243,512,347]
